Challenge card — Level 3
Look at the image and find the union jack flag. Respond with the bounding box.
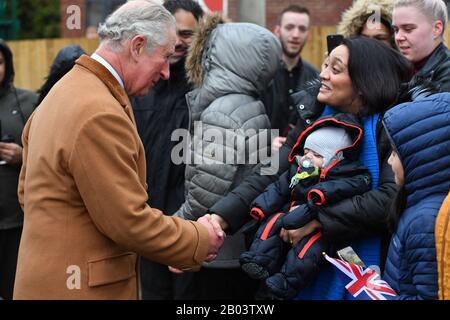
[324,253,398,300]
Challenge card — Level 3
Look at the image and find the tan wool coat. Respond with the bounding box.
[14,55,209,300]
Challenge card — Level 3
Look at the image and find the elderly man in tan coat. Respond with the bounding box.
[14,0,224,300]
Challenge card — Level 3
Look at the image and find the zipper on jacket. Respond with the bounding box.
[320,157,341,181]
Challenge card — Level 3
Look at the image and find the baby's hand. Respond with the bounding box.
[280,219,322,246]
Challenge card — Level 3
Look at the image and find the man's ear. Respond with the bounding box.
[130,35,146,61]
[274,25,281,38]
[432,20,444,40]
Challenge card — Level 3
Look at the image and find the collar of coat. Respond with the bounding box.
[415,43,450,79]
[75,54,130,108]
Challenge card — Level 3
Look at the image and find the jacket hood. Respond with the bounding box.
[50,45,85,75]
[337,0,395,46]
[289,113,364,168]
[185,13,281,106]
[186,13,227,87]
[37,45,86,105]
[383,93,450,206]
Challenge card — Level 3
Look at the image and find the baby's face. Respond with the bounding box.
[302,148,324,168]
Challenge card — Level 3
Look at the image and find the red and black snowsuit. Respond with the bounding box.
[240,113,372,299]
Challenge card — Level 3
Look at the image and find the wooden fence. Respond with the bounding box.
[7,38,100,92]
[6,26,450,92]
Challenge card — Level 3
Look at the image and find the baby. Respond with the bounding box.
[240,113,372,299]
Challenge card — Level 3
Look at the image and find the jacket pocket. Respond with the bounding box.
[88,252,136,287]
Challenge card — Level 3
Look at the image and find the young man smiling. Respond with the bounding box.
[263,5,319,148]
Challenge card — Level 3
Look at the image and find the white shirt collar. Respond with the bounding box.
[91,53,125,89]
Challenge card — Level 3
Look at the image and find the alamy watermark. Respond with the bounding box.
[366,4,383,30]
[66,265,81,290]
[170,122,281,175]
[66,5,81,30]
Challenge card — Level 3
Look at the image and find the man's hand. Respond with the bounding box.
[280,219,322,246]
[168,215,226,274]
[0,142,23,164]
[168,266,185,274]
[197,214,225,262]
[271,136,287,153]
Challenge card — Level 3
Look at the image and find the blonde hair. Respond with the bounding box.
[394,0,448,38]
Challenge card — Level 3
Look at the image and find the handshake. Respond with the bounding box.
[169,214,227,274]
[198,214,227,262]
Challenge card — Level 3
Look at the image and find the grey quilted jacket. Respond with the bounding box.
[175,15,281,268]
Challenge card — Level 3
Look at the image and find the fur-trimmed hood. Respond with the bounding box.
[337,0,395,46]
[185,13,281,99]
[186,13,227,88]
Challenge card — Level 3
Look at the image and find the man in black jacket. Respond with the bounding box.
[131,0,203,300]
[262,5,319,141]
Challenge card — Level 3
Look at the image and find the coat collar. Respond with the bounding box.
[415,43,449,79]
[75,55,130,108]
[75,55,135,125]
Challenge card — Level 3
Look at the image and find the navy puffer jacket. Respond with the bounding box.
[382,93,450,300]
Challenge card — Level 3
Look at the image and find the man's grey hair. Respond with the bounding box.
[97,0,176,52]
[394,0,448,39]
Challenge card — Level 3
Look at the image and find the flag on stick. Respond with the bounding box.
[323,253,397,300]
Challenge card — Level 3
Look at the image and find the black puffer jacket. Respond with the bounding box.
[210,82,396,248]
[261,59,319,136]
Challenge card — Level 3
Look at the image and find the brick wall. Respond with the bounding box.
[59,0,353,37]
[60,0,86,38]
[227,0,238,22]
[266,0,352,31]
[225,0,352,30]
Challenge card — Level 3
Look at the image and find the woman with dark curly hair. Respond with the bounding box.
[0,40,37,300]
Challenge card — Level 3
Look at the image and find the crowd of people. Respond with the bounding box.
[0,0,449,300]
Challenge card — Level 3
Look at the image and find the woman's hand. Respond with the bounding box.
[210,213,229,231]
[168,266,184,274]
[271,136,287,153]
[280,219,322,246]
[0,143,23,164]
